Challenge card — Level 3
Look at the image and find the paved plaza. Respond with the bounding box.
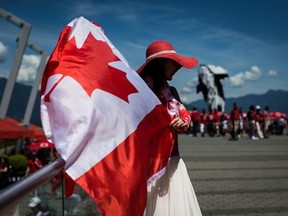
[2,134,288,216]
[179,134,288,216]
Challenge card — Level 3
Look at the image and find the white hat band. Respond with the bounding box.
[146,50,176,60]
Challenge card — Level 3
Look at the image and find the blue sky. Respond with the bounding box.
[1,0,288,104]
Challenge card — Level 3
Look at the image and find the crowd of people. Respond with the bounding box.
[188,103,287,140]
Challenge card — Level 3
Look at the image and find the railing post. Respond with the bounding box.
[0,8,31,119]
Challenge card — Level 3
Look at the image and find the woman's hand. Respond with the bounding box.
[170,117,189,131]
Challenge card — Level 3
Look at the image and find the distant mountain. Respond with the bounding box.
[0,78,41,126]
[185,89,288,113]
[0,78,287,127]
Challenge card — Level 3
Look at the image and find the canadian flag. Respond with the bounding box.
[40,17,173,216]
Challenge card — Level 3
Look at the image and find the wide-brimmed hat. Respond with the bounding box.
[137,40,198,74]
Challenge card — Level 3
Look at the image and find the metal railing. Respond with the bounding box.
[0,157,65,214]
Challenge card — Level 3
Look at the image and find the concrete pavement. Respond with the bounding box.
[3,134,288,216]
[179,134,288,216]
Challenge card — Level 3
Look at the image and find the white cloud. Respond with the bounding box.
[180,92,203,104]
[179,76,199,103]
[17,54,40,83]
[187,76,198,87]
[229,65,261,87]
[182,86,193,94]
[181,76,198,93]
[0,42,8,63]
[229,72,245,87]
[207,64,229,75]
[180,95,190,104]
[268,70,277,77]
[243,65,261,81]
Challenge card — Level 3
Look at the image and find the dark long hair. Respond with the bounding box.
[139,58,167,94]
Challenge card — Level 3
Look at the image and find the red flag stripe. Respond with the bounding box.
[76,104,172,216]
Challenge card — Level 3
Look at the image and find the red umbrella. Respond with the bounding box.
[270,111,286,118]
[0,117,33,139]
[29,124,46,140]
[26,140,55,150]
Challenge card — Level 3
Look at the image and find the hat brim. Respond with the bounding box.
[137,53,198,74]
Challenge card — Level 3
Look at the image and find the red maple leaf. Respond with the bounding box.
[43,29,138,103]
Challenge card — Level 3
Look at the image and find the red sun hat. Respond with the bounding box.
[137,40,198,74]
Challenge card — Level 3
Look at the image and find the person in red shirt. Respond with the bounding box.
[230,102,240,140]
[213,108,221,137]
[262,106,270,138]
[26,151,43,176]
[191,107,200,136]
[220,113,228,136]
[254,105,264,138]
[247,105,259,140]
[200,109,207,137]
[206,110,215,137]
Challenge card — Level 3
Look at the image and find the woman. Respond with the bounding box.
[137,40,202,216]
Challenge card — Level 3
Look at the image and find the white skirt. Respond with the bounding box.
[146,156,202,216]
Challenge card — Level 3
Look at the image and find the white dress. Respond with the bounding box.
[146,156,202,216]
